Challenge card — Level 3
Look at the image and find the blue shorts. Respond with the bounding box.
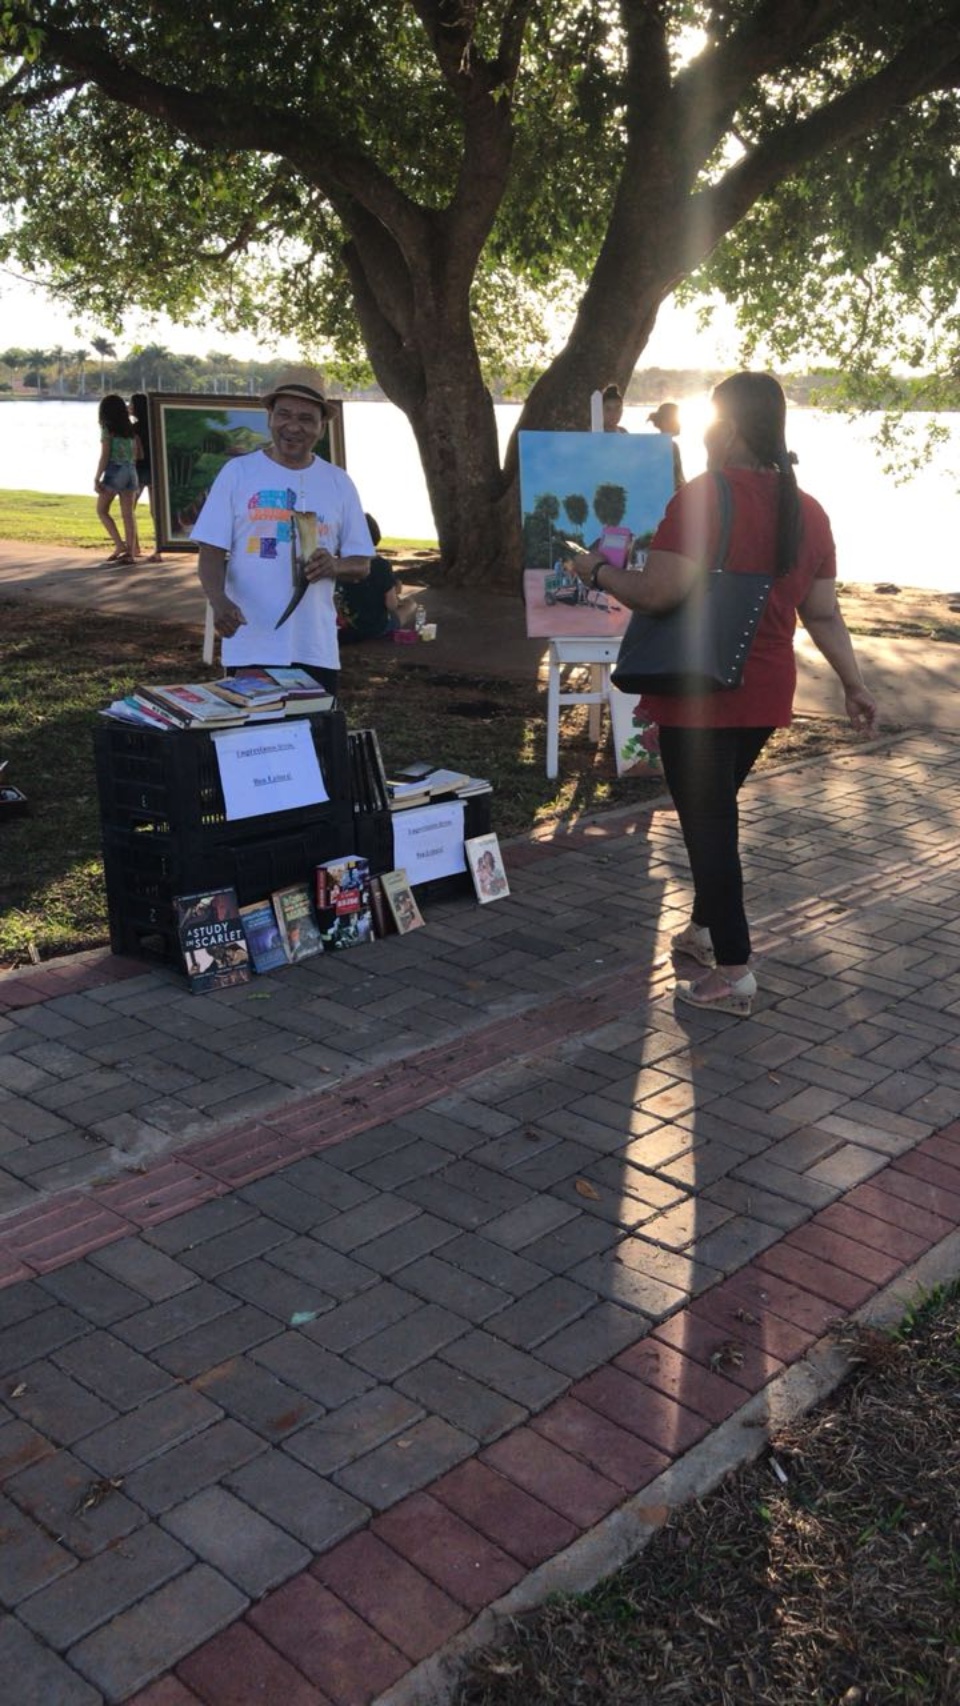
[101,460,138,494]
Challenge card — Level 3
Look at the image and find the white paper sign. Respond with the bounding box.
[391,801,466,885]
[212,720,329,820]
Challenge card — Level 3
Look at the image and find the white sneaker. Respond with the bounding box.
[675,969,757,1017]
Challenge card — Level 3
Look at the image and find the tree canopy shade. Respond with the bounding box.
[2,2,960,585]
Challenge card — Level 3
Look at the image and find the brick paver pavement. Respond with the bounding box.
[1,731,959,1703]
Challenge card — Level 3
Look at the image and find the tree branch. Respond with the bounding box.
[0,60,80,112]
[685,13,960,268]
[17,17,435,255]
[671,0,848,170]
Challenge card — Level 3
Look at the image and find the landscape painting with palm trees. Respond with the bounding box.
[519,431,674,570]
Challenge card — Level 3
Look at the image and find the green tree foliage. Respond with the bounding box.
[2,3,959,582]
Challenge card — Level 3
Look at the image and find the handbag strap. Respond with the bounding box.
[710,471,733,573]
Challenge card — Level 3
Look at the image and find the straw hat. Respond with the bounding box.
[262,365,332,417]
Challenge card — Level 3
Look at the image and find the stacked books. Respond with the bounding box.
[101,669,334,730]
[385,763,491,812]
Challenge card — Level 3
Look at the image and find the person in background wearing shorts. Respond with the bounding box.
[94,393,140,565]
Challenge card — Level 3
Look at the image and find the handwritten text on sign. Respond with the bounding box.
[391,801,466,885]
[211,720,329,820]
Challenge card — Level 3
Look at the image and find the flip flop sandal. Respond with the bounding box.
[675,969,757,1016]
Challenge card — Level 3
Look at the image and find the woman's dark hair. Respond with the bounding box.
[131,392,150,454]
[712,372,801,576]
[364,512,381,547]
[602,383,623,403]
[98,392,134,439]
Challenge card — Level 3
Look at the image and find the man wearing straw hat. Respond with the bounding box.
[194,365,372,693]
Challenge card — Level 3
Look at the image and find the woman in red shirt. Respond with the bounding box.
[573,372,878,1016]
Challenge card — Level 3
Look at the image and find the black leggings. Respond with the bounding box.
[657,725,773,966]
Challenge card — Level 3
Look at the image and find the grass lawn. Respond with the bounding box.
[0,596,866,967]
[456,1283,960,1706]
[0,488,436,553]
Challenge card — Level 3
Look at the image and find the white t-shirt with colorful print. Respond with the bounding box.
[193,448,374,667]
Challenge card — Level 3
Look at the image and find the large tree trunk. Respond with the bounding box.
[346,220,676,589]
[344,223,525,588]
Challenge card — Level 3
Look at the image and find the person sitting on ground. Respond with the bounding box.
[336,514,419,643]
[94,393,141,565]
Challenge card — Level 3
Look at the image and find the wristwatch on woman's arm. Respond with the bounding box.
[590,559,605,590]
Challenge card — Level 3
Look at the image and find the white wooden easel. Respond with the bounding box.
[545,636,621,780]
[542,388,621,780]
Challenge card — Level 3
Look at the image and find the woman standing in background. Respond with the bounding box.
[648,400,686,490]
[94,393,140,565]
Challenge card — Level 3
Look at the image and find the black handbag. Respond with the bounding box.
[611,473,773,696]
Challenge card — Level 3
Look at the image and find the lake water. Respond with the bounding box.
[2,396,959,591]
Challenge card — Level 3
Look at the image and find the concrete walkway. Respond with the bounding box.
[1,545,959,1702]
[2,731,960,1702]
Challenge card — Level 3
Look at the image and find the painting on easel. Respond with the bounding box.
[519,430,674,637]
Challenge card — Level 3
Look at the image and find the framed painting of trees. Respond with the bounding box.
[148,394,346,551]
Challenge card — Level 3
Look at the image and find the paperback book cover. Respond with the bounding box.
[271,882,324,962]
[380,868,425,935]
[465,833,510,903]
[174,887,252,992]
[314,854,374,951]
[267,667,335,712]
[209,670,286,708]
[239,898,290,973]
[368,875,394,938]
[137,683,247,726]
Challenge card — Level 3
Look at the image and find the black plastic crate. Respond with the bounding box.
[94,709,351,840]
[354,809,394,876]
[102,812,355,964]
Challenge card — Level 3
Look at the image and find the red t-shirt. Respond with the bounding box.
[640,468,836,729]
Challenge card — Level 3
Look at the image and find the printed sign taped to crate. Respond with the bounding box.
[391,801,466,886]
[211,720,329,820]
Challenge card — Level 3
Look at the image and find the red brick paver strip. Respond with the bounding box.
[177,1621,332,1705]
[247,1575,407,1704]
[311,1530,469,1661]
[372,1490,527,1608]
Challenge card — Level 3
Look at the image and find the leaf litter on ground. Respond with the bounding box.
[455,1284,960,1706]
